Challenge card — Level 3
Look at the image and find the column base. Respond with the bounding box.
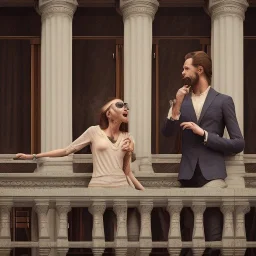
[136,157,154,173]
[0,250,11,256]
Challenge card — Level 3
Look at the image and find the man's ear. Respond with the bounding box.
[107,110,111,117]
[198,66,204,74]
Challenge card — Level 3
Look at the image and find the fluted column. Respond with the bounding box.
[113,201,128,256]
[89,201,106,256]
[120,0,159,173]
[56,201,71,256]
[34,200,51,256]
[209,0,248,132]
[192,202,206,256]
[39,0,78,151]
[139,200,153,256]
[209,0,249,188]
[166,201,182,256]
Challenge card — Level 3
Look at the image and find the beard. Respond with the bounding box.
[182,72,199,88]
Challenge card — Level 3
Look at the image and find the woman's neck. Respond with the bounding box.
[105,120,121,139]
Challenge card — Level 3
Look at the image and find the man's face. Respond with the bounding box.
[181,58,199,87]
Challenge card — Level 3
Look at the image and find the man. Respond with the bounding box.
[162,51,244,255]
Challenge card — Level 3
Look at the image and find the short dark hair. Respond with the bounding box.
[185,51,212,84]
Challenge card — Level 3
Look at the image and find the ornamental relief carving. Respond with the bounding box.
[0,179,88,187]
[209,0,248,20]
[39,2,78,21]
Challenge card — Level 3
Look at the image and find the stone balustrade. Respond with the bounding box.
[0,187,255,255]
[0,154,255,255]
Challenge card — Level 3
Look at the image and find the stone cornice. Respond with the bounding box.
[209,0,249,20]
[120,0,159,20]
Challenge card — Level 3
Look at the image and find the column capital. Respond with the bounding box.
[56,201,71,215]
[88,201,106,216]
[39,0,78,21]
[120,0,159,20]
[34,200,49,215]
[209,0,249,20]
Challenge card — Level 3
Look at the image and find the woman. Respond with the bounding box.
[15,98,144,190]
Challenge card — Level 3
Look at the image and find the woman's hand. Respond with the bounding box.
[121,138,134,152]
[14,153,33,160]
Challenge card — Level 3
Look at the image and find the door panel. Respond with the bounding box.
[72,39,117,153]
[152,39,202,154]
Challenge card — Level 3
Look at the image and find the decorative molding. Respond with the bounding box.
[39,0,78,21]
[120,0,159,20]
[209,0,249,20]
[0,179,89,187]
[140,179,180,188]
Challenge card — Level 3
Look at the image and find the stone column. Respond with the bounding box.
[34,200,51,256]
[120,0,159,173]
[209,0,249,188]
[220,202,235,256]
[56,201,71,256]
[192,202,206,256]
[0,201,13,256]
[166,200,183,256]
[39,0,78,152]
[113,201,128,256]
[139,200,153,256]
[89,201,106,256]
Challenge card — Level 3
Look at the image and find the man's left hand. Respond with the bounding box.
[180,122,204,136]
[121,138,134,152]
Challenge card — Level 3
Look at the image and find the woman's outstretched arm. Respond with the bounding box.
[15,149,69,160]
[15,127,93,160]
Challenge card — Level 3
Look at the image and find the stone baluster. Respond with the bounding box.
[89,201,106,256]
[220,202,235,256]
[166,200,183,256]
[113,200,128,256]
[235,203,250,256]
[139,200,153,256]
[34,200,51,256]
[56,201,71,256]
[192,202,206,256]
[0,201,13,256]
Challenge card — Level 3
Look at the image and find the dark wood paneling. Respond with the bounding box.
[244,39,256,153]
[244,7,256,37]
[0,40,31,153]
[72,39,116,153]
[156,39,202,153]
[153,7,211,37]
[0,7,40,36]
[73,8,123,36]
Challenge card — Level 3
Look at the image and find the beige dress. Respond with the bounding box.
[65,125,132,187]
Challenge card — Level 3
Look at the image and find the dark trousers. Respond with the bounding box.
[179,163,223,256]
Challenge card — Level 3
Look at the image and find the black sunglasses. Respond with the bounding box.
[115,102,129,110]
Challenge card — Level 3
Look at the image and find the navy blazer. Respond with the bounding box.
[162,87,245,181]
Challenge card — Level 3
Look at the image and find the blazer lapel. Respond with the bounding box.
[198,87,219,124]
[183,95,198,124]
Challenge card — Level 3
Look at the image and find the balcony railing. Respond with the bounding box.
[0,154,255,255]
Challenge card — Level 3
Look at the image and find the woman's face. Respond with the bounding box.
[107,99,129,123]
